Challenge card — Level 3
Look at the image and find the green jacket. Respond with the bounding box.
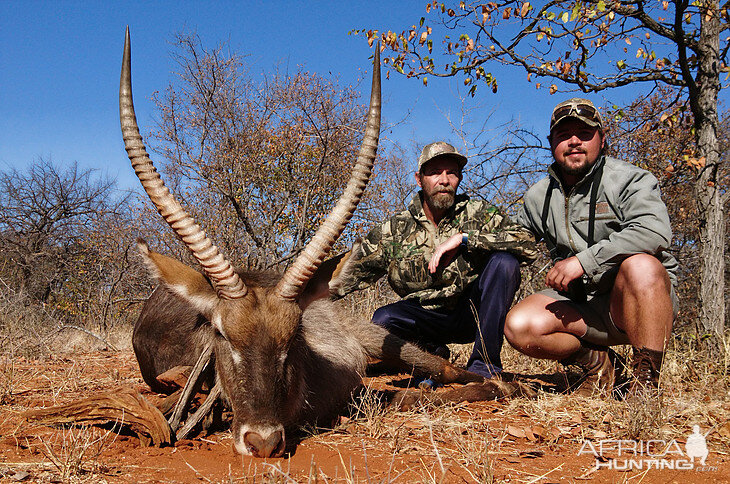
[517,155,678,293]
[335,192,537,310]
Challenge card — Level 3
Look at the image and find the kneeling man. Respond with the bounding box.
[505,98,679,398]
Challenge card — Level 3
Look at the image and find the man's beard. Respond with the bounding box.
[558,150,592,177]
[425,188,456,211]
[560,163,590,177]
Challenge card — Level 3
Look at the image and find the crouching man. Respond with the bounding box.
[505,98,679,398]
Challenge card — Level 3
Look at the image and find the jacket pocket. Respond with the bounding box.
[576,214,617,222]
[574,216,621,243]
[389,256,431,293]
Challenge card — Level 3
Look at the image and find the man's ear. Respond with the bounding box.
[415,172,423,188]
[137,239,218,318]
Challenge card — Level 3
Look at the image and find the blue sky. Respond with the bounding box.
[0,1,687,191]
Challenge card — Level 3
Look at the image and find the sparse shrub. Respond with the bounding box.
[36,424,116,482]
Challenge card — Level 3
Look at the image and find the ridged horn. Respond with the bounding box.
[275,44,381,301]
[119,27,247,300]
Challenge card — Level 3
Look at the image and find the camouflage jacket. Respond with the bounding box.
[335,192,537,311]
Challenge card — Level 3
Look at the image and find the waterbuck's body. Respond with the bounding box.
[120,28,519,459]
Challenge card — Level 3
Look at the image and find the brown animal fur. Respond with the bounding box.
[134,241,491,457]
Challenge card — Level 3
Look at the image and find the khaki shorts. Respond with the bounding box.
[538,285,679,347]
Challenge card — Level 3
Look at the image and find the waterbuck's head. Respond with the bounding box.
[119,28,380,457]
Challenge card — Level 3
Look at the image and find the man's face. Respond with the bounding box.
[550,118,604,178]
[416,157,462,211]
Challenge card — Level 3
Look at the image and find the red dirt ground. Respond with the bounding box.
[1,351,728,483]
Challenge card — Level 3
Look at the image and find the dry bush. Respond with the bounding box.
[0,158,151,352]
[35,424,117,483]
[0,280,132,360]
[146,31,407,273]
[0,282,58,359]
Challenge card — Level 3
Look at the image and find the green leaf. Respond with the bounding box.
[597,0,606,12]
[561,11,569,23]
[571,3,580,21]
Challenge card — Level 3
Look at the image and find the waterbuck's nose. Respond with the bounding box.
[244,429,285,458]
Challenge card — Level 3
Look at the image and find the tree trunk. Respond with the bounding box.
[693,4,725,347]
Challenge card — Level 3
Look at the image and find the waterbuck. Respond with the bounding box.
[120,29,519,458]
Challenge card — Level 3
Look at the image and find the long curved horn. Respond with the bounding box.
[119,27,247,299]
[275,45,381,301]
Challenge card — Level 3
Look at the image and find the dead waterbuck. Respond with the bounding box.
[120,28,520,458]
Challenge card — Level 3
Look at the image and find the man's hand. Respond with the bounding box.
[545,256,585,292]
[429,233,463,274]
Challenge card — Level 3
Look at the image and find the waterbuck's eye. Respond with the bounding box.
[210,313,229,340]
[229,342,244,365]
[284,356,295,385]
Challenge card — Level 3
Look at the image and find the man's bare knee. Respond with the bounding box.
[504,308,532,344]
[616,254,671,294]
[505,302,553,348]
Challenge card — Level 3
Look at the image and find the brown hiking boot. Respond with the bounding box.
[561,345,623,396]
[626,347,664,398]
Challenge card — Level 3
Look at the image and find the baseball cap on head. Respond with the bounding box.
[417,141,468,172]
[550,98,603,132]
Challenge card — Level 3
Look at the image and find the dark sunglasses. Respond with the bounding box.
[551,103,600,126]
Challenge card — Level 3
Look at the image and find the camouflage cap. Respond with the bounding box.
[417,141,468,172]
[550,98,603,132]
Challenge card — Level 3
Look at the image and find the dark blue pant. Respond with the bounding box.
[371,252,521,378]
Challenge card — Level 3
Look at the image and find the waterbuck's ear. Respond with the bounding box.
[299,240,363,309]
[328,239,362,294]
[137,239,218,317]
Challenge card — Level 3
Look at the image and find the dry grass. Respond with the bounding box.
[495,333,730,452]
[0,354,18,405]
[0,282,133,363]
[34,424,117,483]
[2,280,729,481]
[345,380,391,439]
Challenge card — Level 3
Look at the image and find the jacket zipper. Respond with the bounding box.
[563,187,579,254]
